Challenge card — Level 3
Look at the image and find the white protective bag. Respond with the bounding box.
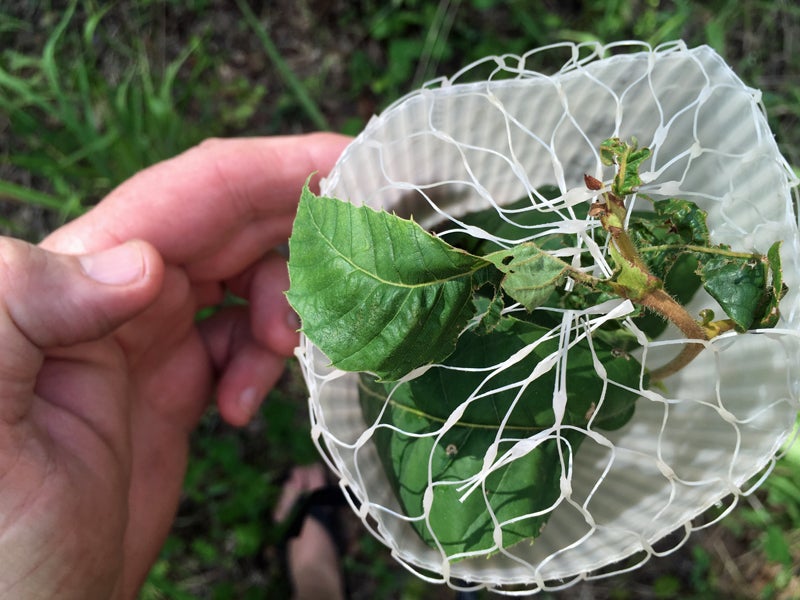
[296,41,800,594]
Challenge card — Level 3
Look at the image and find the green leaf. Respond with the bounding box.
[758,241,787,328]
[763,524,792,565]
[628,200,787,336]
[360,316,643,556]
[632,198,710,280]
[698,246,776,331]
[470,292,504,334]
[609,244,656,301]
[486,243,572,310]
[599,137,652,197]
[287,186,496,381]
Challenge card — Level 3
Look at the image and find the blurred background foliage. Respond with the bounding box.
[1,1,799,598]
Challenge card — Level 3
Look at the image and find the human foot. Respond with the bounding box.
[273,464,345,600]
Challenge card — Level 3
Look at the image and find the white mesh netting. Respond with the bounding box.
[295,41,800,594]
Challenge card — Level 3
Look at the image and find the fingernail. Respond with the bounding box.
[79,242,145,285]
[240,387,262,420]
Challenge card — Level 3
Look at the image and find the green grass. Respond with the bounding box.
[1,2,209,222]
[0,1,270,235]
[1,1,799,598]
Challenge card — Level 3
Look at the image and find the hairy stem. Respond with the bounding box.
[598,189,709,380]
[639,243,761,261]
[638,288,709,381]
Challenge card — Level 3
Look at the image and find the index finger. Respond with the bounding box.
[42,133,351,275]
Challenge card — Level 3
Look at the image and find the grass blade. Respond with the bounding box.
[0,179,83,216]
[235,0,330,131]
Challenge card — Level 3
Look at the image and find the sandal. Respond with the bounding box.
[271,465,349,599]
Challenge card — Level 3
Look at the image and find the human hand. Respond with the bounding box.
[0,133,350,599]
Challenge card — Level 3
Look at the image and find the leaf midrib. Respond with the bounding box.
[310,203,488,290]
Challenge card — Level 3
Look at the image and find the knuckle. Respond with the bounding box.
[195,137,227,152]
[0,238,36,291]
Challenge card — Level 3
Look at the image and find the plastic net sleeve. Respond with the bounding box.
[297,40,800,594]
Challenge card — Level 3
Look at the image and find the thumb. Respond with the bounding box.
[0,237,164,355]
